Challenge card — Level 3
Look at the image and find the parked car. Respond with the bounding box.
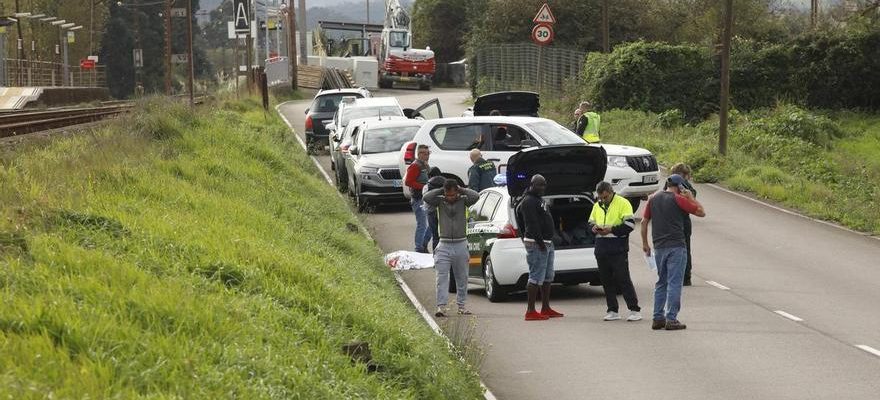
[329,97,443,192]
[304,88,371,154]
[465,145,608,302]
[344,119,425,211]
[403,112,660,210]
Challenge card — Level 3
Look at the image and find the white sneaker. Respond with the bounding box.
[603,311,621,321]
[627,311,643,321]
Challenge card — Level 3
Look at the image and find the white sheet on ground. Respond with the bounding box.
[385,251,435,271]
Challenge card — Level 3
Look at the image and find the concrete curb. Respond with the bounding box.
[276,101,497,400]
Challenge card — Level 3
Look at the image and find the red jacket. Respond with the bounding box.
[405,161,428,193]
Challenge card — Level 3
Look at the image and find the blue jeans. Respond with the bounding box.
[525,242,555,285]
[411,199,431,251]
[653,246,687,321]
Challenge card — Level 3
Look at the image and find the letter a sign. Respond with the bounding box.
[234,0,250,33]
[533,3,556,24]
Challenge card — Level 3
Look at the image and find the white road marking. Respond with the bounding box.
[705,280,730,290]
[517,370,534,374]
[855,345,880,358]
[275,104,334,185]
[774,310,804,322]
[276,101,497,400]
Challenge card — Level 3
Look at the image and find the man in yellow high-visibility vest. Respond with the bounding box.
[575,101,601,143]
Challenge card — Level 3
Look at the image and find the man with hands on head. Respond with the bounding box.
[424,179,480,318]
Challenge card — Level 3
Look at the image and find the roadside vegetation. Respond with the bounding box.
[0,95,484,398]
[543,97,880,234]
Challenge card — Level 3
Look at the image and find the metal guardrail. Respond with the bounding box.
[2,59,106,87]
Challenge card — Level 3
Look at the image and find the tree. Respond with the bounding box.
[412,0,469,62]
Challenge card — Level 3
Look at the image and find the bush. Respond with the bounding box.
[582,41,715,120]
[753,104,844,147]
[654,109,685,129]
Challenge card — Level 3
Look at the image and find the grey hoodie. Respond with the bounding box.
[423,187,480,241]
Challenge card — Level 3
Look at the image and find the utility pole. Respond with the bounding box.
[285,1,297,90]
[719,0,733,156]
[165,0,172,95]
[811,0,818,29]
[602,0,609,53]
[366,0,369,24]
[298,0,307,64]
[187,0,195,106]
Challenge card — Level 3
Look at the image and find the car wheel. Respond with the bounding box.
[626,197,641,213]
[336,167,348,193]
[483,256,508,302]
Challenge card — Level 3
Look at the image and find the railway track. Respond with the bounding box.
[0,105,134,138]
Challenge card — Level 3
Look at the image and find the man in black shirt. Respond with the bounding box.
[516,175,564,321]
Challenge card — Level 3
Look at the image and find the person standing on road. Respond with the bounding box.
[589,181,642,322]
[468,149,497,192]
[405,144,433,253]
[575,101,601,144]
[516,174,564,321]
[667,163,697,286]
[641,174,705,331]
[422,167,446,251]
[424,179,480,317]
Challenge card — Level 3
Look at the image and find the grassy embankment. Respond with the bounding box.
[0,96,484,398]
[543,101,880,234]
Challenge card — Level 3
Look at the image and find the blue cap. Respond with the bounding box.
[667,174,686,187]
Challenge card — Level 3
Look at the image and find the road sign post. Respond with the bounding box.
[531,3,556,92]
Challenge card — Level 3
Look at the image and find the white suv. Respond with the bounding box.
[397,116,660,209]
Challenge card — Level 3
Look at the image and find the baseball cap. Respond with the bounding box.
[667,174,686,187]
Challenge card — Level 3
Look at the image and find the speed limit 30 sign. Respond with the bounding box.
[531,23,554,46]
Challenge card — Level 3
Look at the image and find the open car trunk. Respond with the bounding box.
[548,196,596,249]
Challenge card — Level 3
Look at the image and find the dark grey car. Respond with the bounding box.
[304,88,371,154]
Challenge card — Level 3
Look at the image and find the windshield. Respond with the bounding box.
[341,106,404,127]
[362,126,420,154]
[310,93,362,113]
[389,31,409,48]
[527,121,585,145]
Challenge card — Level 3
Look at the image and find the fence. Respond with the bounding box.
[2,59,106,88]
[471,43,586,95]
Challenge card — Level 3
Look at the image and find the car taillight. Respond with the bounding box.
[403,142,416,164]
[305,116,313,131]
[497,223,518,239]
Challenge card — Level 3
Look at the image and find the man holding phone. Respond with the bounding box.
[641,174,705,331]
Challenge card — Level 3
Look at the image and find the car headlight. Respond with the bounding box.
[607,156,629,168]
[359,166,380,175]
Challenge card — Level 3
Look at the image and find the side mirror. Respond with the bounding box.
[521,139,539,148]
[304,108,309,114]
[402,108,416,119]
[349,146,359,155]
[332,133,342,142]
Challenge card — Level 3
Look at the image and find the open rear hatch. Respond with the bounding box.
[473,91,540,116]
[507,144,608,250]
[506,144,607,198]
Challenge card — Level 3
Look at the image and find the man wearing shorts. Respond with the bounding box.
[516,175,563,321]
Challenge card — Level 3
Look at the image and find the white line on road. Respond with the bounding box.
[774,310,804,322]
[275,104,334,185]
[276,102,497,400]
[855,345,880,358]
[705,280,730,290]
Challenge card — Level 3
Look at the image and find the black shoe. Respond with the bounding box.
[665,319,687,330]
[652,319,666,330]
[683,278,692,286]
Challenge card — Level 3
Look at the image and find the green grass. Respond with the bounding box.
[542,101,880,234]
[0,95,484,398]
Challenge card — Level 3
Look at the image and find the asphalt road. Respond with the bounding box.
[279,88,880,400]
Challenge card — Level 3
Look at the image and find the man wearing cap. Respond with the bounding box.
[641,174,705,331]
